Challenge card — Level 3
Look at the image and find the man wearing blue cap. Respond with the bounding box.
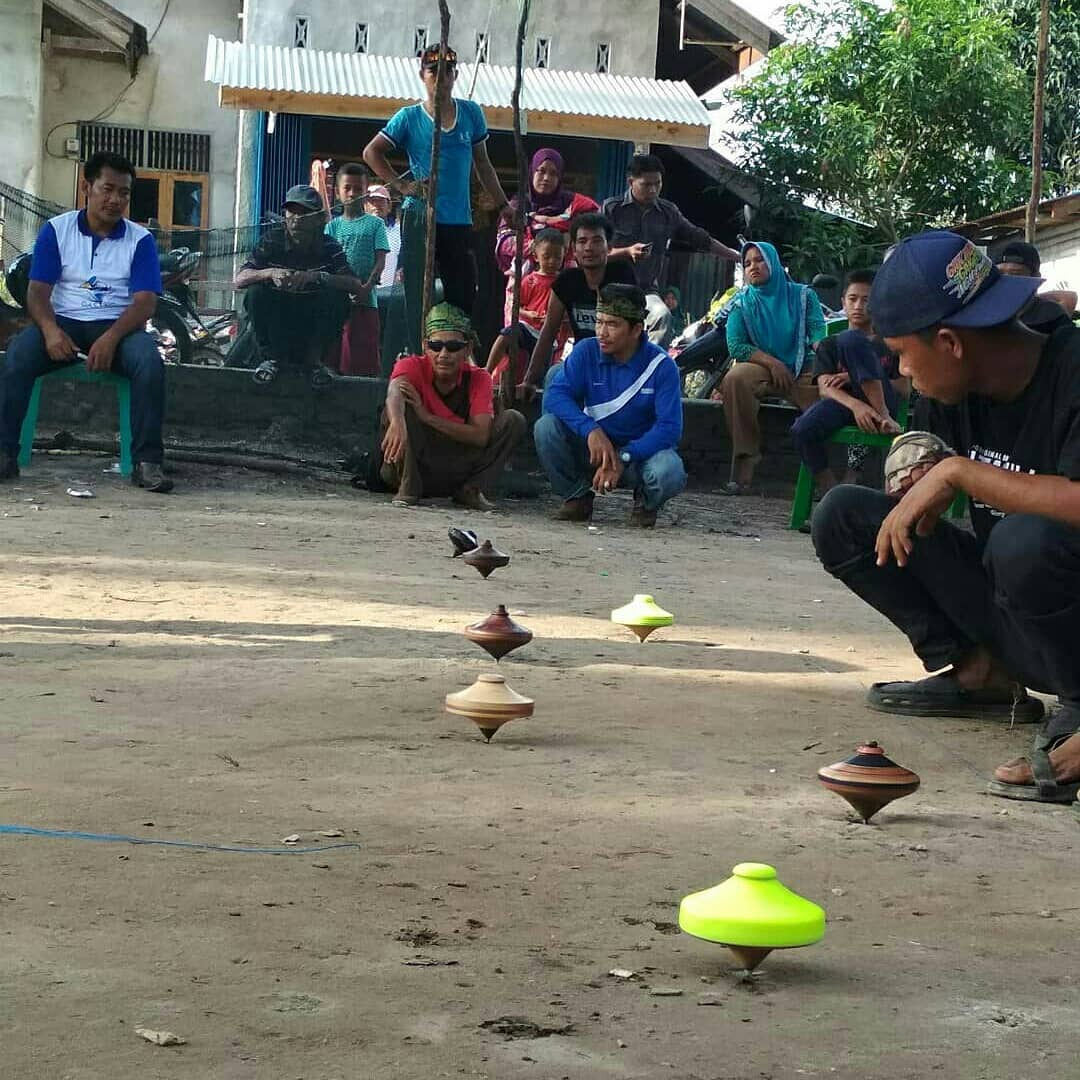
[811,230,1080,803]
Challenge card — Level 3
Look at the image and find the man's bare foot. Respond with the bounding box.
[994,731,1080,787]
[951,647,1017,693]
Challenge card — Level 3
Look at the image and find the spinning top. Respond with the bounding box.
[465,604,533,661]
[679,862,825,972]
[449,527,479,558]
[463,539,509,579]
[445,673,534,742]
[611,594,673,643]
[817,740,920,823]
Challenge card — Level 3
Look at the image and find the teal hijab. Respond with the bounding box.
[735,241,812,375]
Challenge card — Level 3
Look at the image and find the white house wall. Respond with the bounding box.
[1037,221,1080,294]
[40,0,240,229]
[0,0,45,193]
[241,0,660,78]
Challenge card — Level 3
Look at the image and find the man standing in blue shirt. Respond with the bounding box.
[0,152,171,492]
[363,44,512,352]
[535,284,686,527]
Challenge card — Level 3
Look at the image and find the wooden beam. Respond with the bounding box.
[49,32,127,62]
[218,87,710,148]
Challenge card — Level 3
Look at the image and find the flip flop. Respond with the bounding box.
[988,732,1080,803]
[867,672,1044,722]
[721,482,752,496]
[448,527,479,557]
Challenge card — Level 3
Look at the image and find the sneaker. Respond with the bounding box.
[132,461,174,493]
[0,449,18,481]
[554,492,594,522]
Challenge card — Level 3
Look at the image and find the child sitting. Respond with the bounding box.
[487,229,571,393]
[791,268,909,493]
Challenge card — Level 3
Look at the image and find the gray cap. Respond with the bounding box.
[282,184,324,212]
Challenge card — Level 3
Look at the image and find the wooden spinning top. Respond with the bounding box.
[679,862,825,972]
[464,605,533,661]
[445,673,533,742]
[463,539,509,579]
[448,527,479,558]
[610,594,673,643]
[817,741,920,823]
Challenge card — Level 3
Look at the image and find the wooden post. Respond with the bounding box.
[1026,0,1050,243]
[502,0,531,410]
[421,1,452,335]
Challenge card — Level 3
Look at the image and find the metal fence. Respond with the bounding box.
[0,180,259,314]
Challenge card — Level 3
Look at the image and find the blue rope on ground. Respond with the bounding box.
[0,824,359,854]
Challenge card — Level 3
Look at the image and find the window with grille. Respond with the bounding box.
[78,122,211,174]
[294,16,309,48]
[414,27,428,56]
[354,22,369,53]
[474,31,489,63]
[595,41,611,73]
[534,37,550,69]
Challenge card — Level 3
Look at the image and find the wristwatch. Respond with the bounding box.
[619,451,632,464]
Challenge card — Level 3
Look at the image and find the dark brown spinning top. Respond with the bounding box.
[465,605,532,661]
[463,539,509,579]
[817,741,920,823]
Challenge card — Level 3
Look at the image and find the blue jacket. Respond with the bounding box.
[543,335,683,462]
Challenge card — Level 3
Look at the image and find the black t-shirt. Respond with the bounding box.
[241,225,349,290]
[923,324,1080,544]
[813,331,899,381]
[1020,296,1073,336]
[552,259,636,341]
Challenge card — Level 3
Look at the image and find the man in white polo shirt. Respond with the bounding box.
[0,152,171,492]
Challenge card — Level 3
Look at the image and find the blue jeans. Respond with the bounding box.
[533,413,687,511]
[1,316,165,463]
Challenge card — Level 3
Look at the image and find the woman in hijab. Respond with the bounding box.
[662,285,688,338]
[495,148,599,276]
[720,241,826,493]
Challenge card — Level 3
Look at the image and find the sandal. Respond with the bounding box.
[448,527,479,557]
[253,358,279,385]
[987,732,1080,803]
[867,672,1044,722]
[721,481,751,496]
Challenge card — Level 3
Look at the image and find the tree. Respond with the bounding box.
[1003,0,1080,192]
[727,0,1034,241]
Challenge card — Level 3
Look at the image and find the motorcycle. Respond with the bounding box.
[669,286,739,400]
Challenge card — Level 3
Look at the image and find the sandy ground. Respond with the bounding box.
[1,455,1078,1080]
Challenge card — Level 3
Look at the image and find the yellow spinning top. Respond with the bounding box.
[678,862,825,971]
[610,594,674,643]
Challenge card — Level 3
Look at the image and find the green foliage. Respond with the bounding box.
[1002,0,1080,191]
[729,0,1035,240]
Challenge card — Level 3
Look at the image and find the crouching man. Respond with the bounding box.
[811,230,1080,804]
[534,284,686,527]
[379,303,525,510]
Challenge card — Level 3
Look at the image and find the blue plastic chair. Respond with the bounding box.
[18,361,133,475]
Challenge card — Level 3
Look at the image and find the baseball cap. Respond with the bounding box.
[997,240,1041,275]
[365,184,392,201]
[869,230,1041,337]
[282,184,324,213]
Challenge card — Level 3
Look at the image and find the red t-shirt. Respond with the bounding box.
[390,354,494,423]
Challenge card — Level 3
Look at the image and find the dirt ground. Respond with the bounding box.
[2,455,1077,1080]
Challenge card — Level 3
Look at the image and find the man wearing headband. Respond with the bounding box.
[535,283,686,527]
[809,230,1080,804]
[378,302,525,509]
[364,44,512,352]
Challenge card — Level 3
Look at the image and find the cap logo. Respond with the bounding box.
[943,241,992,305]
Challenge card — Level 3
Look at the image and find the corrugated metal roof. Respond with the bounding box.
[204,35,710,129]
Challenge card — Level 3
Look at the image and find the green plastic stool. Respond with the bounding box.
[18,361,133,475]
[789,398,910,531]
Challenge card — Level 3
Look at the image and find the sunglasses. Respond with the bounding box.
[426,338,469,353]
